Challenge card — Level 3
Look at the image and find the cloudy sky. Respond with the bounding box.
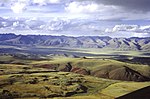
[0,0,150,37]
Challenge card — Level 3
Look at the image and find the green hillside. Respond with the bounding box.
[0,55,150,99]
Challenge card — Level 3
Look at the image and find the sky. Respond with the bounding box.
[0,0,150,37]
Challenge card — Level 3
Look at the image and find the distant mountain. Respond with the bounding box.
[0,33,150,51]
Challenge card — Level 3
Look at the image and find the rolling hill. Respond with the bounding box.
[0,55,150,99]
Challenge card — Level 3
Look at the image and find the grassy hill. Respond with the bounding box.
[31,57,150,81]
[0,55,150,98]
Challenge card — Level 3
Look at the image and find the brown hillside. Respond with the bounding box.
[109,66,150,82]
[91,66,149,82]
[71,67,90,75]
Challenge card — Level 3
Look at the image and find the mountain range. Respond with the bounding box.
[0,33,150,51]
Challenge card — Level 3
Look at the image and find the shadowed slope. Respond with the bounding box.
[116,86,150,99]
[109,66,150,82]
[92,66,150,82]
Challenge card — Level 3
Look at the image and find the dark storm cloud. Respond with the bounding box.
[78,0,150,11]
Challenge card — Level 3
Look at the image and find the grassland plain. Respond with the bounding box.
[0,55,150,99]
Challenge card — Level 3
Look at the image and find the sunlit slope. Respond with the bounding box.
[0,65,149,99]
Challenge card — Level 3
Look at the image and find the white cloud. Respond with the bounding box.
[1,22,7,27]
[105,25,143,33]
[65,2,99,13]
[140,25,150,32]
[112,25,140,32]
[32,0,60,5]
[13,21,20,27]
[104,24,150,37]
[105,28,112,33]
[9,0,61,14]
[1,0,149,21]
[49,0,60,3]
[33,0,46,5]
[133,33,149,37]
[33,0,45,3]
[65,1,122,20]
[11,2,26,13]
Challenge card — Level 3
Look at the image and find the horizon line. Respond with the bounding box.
[0,33,149,38]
